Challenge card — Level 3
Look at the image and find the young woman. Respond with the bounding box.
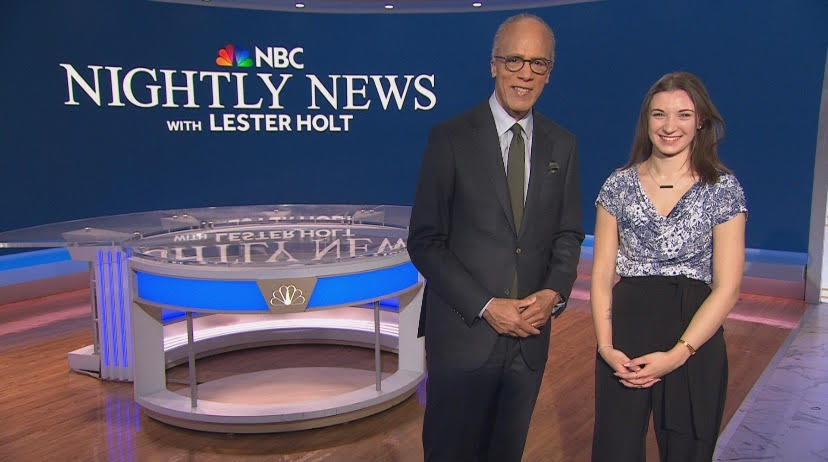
[591,72,747,461]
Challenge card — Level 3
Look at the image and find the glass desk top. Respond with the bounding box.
[0,204,411,267]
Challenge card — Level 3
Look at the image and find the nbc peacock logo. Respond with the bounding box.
[270,285,306,307]
[216,44,253,67]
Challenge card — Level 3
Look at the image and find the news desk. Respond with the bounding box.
[0,205,425,432]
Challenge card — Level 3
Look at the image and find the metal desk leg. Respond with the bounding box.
[374,300,382,391]
[186,311,198,408]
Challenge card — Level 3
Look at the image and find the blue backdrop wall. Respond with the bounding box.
[1,0,826,252]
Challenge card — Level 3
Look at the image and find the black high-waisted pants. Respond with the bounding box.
[592,276,728,462]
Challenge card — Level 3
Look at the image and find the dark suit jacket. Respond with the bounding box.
[407,100,584,371]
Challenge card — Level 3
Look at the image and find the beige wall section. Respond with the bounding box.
[806,50,828,304]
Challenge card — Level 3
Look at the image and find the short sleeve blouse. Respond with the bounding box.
[595,166,747,284]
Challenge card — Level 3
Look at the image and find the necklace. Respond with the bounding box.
[646,162,685,189]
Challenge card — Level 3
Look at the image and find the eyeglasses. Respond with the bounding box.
[493,55,552,75]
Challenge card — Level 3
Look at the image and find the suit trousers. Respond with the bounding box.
[423,334,545,462]
[592,276,728,462]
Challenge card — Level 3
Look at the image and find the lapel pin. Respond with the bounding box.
[547,161,559,174]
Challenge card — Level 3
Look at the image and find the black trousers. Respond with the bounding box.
[592,276,728,462]
[423,335,545,462]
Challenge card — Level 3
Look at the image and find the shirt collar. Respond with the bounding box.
[489,92,533,139]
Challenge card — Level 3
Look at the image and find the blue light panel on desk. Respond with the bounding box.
[135,272,268,311]
[116,251,128,368]
[161,310,188,323]
[97,250,111,367]
[135,261,419,312]
[307,262,419,308]
[97,249,129,370]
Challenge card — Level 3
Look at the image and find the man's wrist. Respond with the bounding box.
[479,297,494,318]
[549,290,566,316]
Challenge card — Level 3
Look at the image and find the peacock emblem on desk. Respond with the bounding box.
[270,285,306,306]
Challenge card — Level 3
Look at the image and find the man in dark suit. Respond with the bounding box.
[407,13,584,462]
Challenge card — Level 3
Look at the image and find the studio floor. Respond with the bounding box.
[0,276,823,461]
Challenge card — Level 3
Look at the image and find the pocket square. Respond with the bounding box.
[547,161,559,174]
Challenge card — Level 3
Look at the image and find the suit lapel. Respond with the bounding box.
[469,103,517,234]
[522,115,556,238]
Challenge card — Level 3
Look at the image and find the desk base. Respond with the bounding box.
[138,369,423,433]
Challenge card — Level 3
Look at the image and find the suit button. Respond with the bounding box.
[515,247,522,255]
[504,288,511,296]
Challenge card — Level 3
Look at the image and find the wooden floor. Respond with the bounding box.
[0,278,808,461]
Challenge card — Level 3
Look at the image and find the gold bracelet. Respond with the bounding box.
[678,338,696,356]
